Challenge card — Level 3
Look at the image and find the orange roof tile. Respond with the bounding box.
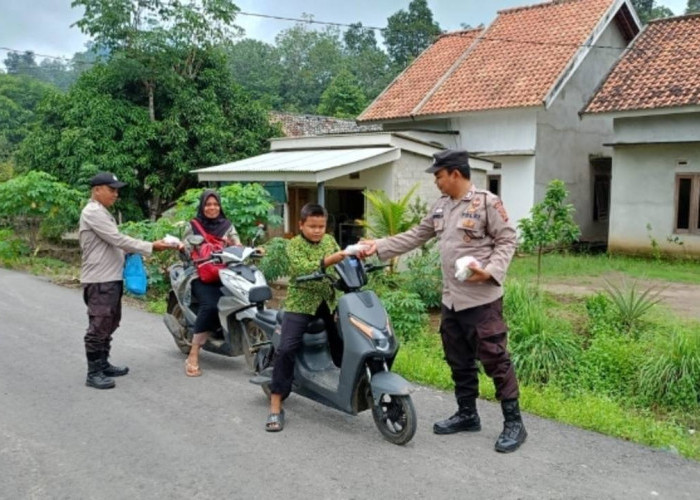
[360,0,627,122]
[585,14,700,114]
[357,29,482,122]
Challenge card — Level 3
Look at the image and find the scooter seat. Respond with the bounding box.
[306,318,326,333]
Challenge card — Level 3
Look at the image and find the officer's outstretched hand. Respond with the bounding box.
[358,239,377,257]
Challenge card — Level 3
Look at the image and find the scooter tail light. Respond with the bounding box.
[349,316,374,339]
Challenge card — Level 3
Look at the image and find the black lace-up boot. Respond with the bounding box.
[495,399,527,453]
[86,358,115,390]
[101,352,129,377]
[433,397,481,434]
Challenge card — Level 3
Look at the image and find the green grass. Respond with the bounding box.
[510,253,700,284]
[395,336,700,461]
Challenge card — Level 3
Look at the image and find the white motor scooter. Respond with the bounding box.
[163,227,272,371]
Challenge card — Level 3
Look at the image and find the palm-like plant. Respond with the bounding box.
[358,184,422,271]
[603,278,664,335]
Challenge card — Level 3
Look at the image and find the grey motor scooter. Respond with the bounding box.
[250,256,417,445]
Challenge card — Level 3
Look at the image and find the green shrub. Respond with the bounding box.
[566,334,646,399]
[402,246,442,309]
[382,289,429,342]
[637,327,700,410]
[505,279,582,384]
[0,228,30,262]
[258,237,289,282]
[171,184,281,244]
[585,293,621,338]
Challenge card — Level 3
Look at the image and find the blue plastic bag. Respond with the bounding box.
[123,253,147,296]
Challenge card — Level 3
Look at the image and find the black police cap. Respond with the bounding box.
[89,172,127,188]
[425,149,471,176]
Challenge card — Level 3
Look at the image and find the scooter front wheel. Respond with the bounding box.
[371,394,417,445]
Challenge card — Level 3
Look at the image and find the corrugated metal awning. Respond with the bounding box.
[193,147,400,183]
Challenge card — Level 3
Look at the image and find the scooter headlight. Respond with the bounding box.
[349,315,392,352]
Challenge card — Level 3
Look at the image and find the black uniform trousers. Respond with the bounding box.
[83,281,123,360]
[439,297,519,402]
[269,301,336,398]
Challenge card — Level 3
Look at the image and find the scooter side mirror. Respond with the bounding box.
[186,234,205,247]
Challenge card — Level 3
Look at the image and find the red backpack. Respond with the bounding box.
[189,219,227,284]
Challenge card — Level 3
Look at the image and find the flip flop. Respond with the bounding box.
[265,410,285,432]
[185,360,202,377]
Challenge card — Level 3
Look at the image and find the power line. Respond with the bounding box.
[238,11,383,31]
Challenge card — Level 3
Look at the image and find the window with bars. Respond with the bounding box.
[674,174,700,234]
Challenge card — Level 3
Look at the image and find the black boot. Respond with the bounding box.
[433,398,481,434]
[495,399,527,453]
[86,360,115,390]
[101,352,129,377]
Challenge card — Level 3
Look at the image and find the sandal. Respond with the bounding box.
[185,360,202,377]
[265,410,285,432]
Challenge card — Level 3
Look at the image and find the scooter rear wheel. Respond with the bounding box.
[242,319,268,373]
[371,394,417,445]
[167,298,193,355]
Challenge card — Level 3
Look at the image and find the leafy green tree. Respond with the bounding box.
[17,52,277,220]
[3,51,39,77]
[71,0,242,121]
[317,69,367,118]
[275,20,345,113]
[0,74,55,161]
[227,39,283,108]
[517,179,581,285]
[632,0,674,23]
[0,171,83,252]
[383,0,441,68]
[687,0,700,13]
[342,23,394,102]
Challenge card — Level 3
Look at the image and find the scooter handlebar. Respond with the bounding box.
[295,271,328,283]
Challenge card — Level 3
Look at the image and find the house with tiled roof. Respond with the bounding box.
[584,14,700,255]
[359,0,641,243]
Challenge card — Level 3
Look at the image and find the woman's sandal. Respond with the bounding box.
[185,360,202,377]
[265,410,285,432]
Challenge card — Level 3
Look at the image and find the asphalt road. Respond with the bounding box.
[1,267,699,500]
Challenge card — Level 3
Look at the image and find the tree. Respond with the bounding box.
[632,0,674,23]
[687,0,700,13]
[342,23,394,102]
[275,20,345,113]
[517,180,581,286]
[71,0,242,121]
[0,171,83,252]
[317,69,367,118]
[227,39,283,108]
[3,51,39,77]
[383,0,441,68]
[17,50,277,220]
[0,74,55,162]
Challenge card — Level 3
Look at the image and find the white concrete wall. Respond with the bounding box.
[608,142,700,255]
[614,114,700,143]
[453,109,538,153]
[536,22,627,241]
[477,156,536,229]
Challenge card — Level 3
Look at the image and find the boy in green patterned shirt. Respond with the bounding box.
[265,203,366,432]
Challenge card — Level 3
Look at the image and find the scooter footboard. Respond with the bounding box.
[370,372,413,405]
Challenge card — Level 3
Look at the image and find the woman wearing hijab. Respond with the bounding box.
[183,189,241,377]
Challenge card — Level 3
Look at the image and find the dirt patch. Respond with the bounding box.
[543,276,700,321]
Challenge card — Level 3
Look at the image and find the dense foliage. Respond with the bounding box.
[0,171,83,251]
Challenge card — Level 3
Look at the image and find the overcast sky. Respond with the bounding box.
[0,0,691,65]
